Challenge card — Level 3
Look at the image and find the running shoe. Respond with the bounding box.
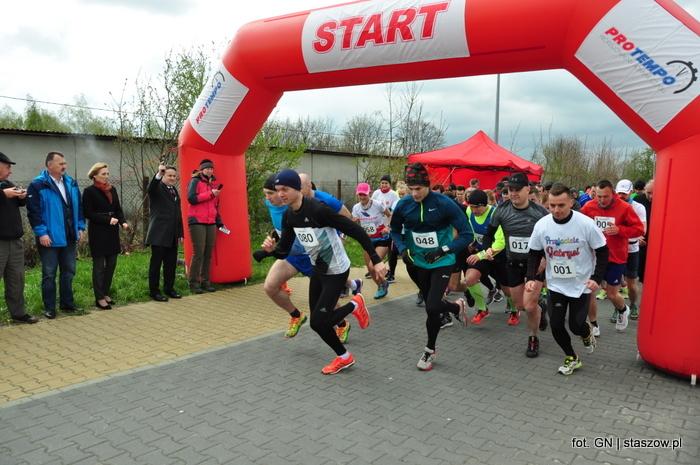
[596,289,607,300]
[526,335,539,358]
[364,271,371,278]
[280,282,293,296]
[321,353,355,375]
[351,294,371,329]
[582,330,596,354]
[385,272,396,284]
[610,308,619,323]
[630,304,639,320]
[558,356,582,375]
[591,325,600,337]
[285,313,307,338]
[470,309,490,325]
[374,282,388,299]
[336,322,351,344]
[507,310,520,326]
[493,289,504,303]
[486,288,497,305]
[417,348,436,371]
[439,313,453,328]
[351,279,363,296]
[616,306,629,332]
[620,286,629,300]
[454,298,468,327]
[416,293,424,307]
[539,308,548,331]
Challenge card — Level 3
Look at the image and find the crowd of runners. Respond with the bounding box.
[253,164,651,377]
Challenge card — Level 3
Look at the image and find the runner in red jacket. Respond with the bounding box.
[581,180,644,335]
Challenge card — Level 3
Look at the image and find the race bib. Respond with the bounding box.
[508,236,530,253]
[594,216,615,230]
[294,227,319,248]
[551,259,576,279]
[413,231,439,248]
[362,223,377,236]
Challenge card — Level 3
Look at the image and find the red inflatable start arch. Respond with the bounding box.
[179,0,699,379]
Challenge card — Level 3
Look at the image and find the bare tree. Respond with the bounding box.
[340,112,386,154]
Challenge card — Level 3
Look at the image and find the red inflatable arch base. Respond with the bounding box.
[179,0,700,379]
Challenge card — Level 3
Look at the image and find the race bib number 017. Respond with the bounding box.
[508,236,530,253]
[595,216,615,230]
[294,227,319,248]
[413,231,438,248]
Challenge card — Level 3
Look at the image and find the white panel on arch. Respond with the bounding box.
[576,0,700,132]
[188,64,249,145]
[302,0,469,74]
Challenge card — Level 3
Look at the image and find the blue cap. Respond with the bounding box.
[274,169,301,191]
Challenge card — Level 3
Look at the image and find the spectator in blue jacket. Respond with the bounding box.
[26,152,85,319]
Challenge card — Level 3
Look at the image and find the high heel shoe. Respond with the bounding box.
[95,300,112,310]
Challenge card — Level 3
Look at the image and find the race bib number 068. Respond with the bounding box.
[413,231,438,248]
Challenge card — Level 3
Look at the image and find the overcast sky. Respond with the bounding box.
[1,0,698,157]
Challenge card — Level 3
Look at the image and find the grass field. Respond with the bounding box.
[0,235,368,324]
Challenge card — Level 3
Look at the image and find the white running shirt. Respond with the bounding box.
[628,200,647,253]
[529,211,607,298]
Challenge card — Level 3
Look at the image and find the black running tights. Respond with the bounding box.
[548,290,591,357]
[308,269,355,356]
[406,264,459,351]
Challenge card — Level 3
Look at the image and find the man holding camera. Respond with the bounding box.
[0,152,38,323]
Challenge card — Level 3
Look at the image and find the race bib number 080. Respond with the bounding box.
[294,227,319,247]
[508,236,530,253]
[594,216,615,230]
[413,231,438,248]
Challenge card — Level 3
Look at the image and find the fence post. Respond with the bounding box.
[337,179,342,202]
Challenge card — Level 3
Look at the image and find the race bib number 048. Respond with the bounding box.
[294,227,319,248]
[413,231,438,248]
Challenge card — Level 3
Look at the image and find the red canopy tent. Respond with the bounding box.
[407,131,544,189]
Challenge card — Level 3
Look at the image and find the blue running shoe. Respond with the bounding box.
[374,282,388,299]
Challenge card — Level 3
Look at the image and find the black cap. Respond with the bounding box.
[380,174,391,183]
[263,173,277,191]
[404,163,430,187]
[468,189,488,206]
[0,152,16,165]
[508,172,529,189]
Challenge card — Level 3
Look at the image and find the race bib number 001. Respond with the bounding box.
[551,259,576,279]
[595,216,615,230]
[294,227,319,248]
[508,236,530,253]
[413,231,438,248]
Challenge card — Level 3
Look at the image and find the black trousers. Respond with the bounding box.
[308,268,356,356]
[406,264,459,351]
[149,244,178,294]
[92,254,118,300]
[548,290,591,357]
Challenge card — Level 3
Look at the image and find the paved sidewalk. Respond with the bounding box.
[0,267,417,405]
[0,279,697,465]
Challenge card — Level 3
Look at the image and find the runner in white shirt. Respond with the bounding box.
[352,183,391,299]
[614,180,647,321]
[526,184,609,376]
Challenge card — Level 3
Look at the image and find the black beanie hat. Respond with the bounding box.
[274,169,302,191]
[468,189,488,206]
[264,173,277,191]
[404,163,430,187]
[380,174,391,183]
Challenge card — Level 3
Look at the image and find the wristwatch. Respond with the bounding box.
[441,245,450,253]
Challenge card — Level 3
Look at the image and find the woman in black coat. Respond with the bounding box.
[82,163,128,309]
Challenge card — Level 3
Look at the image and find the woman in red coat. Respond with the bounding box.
[82,163,128,309]
[186,159,222,293]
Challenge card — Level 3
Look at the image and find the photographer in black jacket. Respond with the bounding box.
[0,152,38,323]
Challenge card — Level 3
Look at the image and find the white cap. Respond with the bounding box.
[615,179,633,194]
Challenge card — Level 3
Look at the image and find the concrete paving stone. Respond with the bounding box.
[1,436,46,456]
[82,440,125,461]
[133,448,184,465]
[10,447,60,465]
[50,443,93,464]
[204,443,252,463]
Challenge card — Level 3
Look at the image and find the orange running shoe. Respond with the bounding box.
[471,309,490,325]
[507,310,520,326]
[321,353,355,375]
[350,294,371,329]
[335,321,351,343]
[280,282,292,295]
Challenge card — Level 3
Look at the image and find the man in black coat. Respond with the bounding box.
[146,163,184,301]
[0,152,38,323]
